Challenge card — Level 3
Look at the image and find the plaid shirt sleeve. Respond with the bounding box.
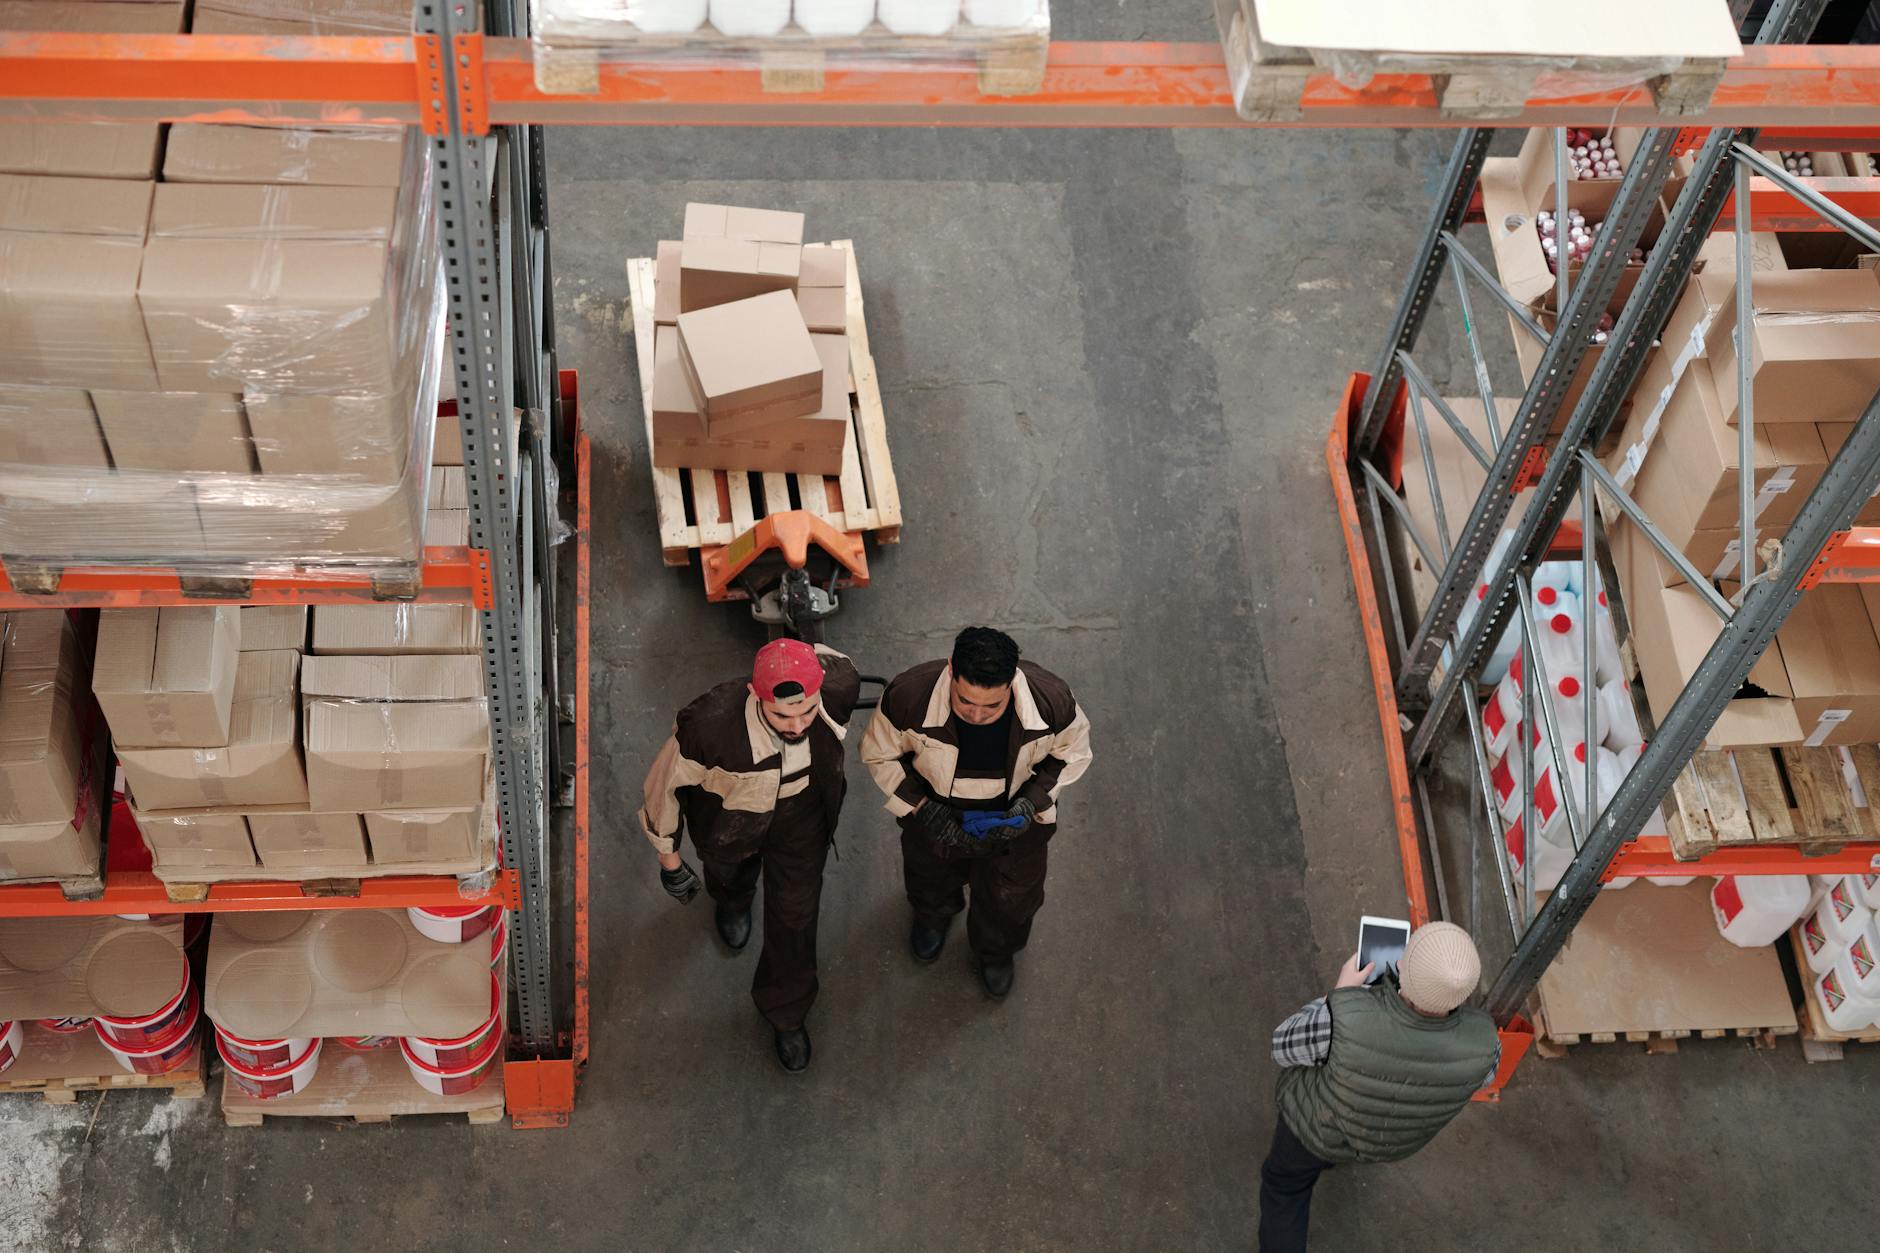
[1271,997,1333,1068]
[1480,1037,1503,1091]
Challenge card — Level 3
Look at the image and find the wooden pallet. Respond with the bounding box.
[1788,927,1880,1063]
[626,239,903,568]
[1534,1024,1787,1058]
[220,1037,504,1126]
[1663,743,1880,861]
[1,562,426,601]
[0,1022,205,1103]
[0,867,104,901]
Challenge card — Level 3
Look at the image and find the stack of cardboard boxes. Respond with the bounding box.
[649,203,854,477]
[0,611,106,883]
[0,1,442,575]
[101,593,489,879]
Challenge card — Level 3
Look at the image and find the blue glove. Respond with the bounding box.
[962,810,1027,840]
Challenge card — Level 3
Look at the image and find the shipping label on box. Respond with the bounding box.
[93,606,241,749]
[0,610,85,826]
[301,654,489,811]
[204,908,490,1039]
[117,649,307,811]
[240,606,308,653]
[133,809,256,871]
[0,916,184,1020]
[248,812,369,871]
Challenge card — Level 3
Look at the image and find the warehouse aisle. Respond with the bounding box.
[13,8,1880,1251]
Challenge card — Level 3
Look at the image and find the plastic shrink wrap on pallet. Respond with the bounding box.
[529,0,1048,95]
[0,130,444,582]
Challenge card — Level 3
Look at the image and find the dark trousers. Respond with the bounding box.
[900,827,1050,961]
[1258,1116,1333,1253]
[699,795,831,1031]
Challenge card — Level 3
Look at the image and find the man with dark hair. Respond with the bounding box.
[639,639,861,1073]
[861,627,1092,999]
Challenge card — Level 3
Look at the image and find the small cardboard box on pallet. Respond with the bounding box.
[90,391,256,475]
[117,649,308,811]
[0,386,111,470]
[245,390,412,484]
[1704,268,1880,427]
[795,243,849,334]
[676,291,824,437]
[204,908,490,1039]
[93,607,241,749]
[651,325,849,477]
[0,916,184,1021]
[134,811,257,872]
[239,606,308,653]
[1814,422,1880,526]
[301,654,489,811]
[247,812,370,872]
[1774,584,1880,748]
[0,174,158,391]
[310,603,478,656]
[678,202,805,314]
[162,125,411,188]
[365,806,480,864]
[0,611,86,827]
[654,239,681,326]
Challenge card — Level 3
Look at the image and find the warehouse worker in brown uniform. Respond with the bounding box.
[862,627,1092,999]
[639,639,861,1073]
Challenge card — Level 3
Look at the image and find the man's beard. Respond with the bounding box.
[777,727,811,744]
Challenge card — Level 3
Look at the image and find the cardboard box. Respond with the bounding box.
[1815,422,1880,526]
[365,807,478,864]
[244,390,410,484]
[1509,310,1613,434]
[0,121,162,180]
[0,611,85,826]
[204,908,491,1039]
[0,386,110,469]
[93,607,241,749]
[425,508,469,546]
[0,471,208,563]
[428,405,520,471]
[311,604,478,656]
[0,916,184,1020]
[0,805,100,881]
[1705,269,1880,426]
[189,0,411,35]
[1775,584,1880,746]
[163,125,410,187]
[117,649,307,810]
[1480,145,1670,315]
[192,472,424,569]
[138,183,402,394]
[90,391,256,475]
[683,202,804,245]
[0,0,185,33]
[0,174,157,390]
[1614,521,1802,749]
[428,466,467,510]
[241,606,308,653]
[679,236,801,314]
[654,239,681,326]
[301,654,489,811]
[1606,353,1828,588]
[248,812,369,871]
[650,326,849,477]
[133,810,256,871]
[795,243,849,334]
[676,291,823,436]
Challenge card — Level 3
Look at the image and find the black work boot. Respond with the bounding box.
[976,957,1015,1000]
[910,917,950,964]
[715,903,752,952]
[774,1025,812,1074]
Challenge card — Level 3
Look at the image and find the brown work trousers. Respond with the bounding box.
[699,790,831,1031]
[900,826,1051,961]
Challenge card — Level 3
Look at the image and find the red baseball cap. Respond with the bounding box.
[751,639,824,704]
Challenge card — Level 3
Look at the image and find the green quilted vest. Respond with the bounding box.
[1275,982,1499,1165]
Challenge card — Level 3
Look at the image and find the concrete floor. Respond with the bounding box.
[10,7,1880,1251]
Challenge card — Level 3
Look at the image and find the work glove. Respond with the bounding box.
[1000,798,1037,836]
[912,801,975,854]
[659,860,702,904]
[962,809,1027,840]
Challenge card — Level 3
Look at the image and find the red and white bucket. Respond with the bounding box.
[95,993,199,1076]
[399,1019,503,1096]
[36,1016,93,1034]
[408,905,499,945]
[218,1035,322,1101]
[335,1035,399,1052]
[0,1019,20,1075]
[404,973,501,1069]
[211,1023,311,1071]
[488,915,508,971]
[93,962,193,1050]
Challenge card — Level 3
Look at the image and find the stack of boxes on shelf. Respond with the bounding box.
[0,611,107,884]
[0,0,443,578]
[650,203,854,477]
[94,601,491,881]
[1796,873,1880,1034]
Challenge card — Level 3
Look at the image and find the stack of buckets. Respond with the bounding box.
[1796,874,1880,1033]
[211,904,507,1102]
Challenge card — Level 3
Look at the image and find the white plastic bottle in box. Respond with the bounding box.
[1503,812,1574,892]
[1711,874,1811,947]
[1598,677,1644,752]
[1816,959,1880,1033]
[1550,672,1610,751]
[1481,661,1522,760]
[794,0,875,35]
[711,0,792,34]
[1809,877,1872,946]
[963,0,1036,26]
[877,0,956,34]
[1533,563,1576,606]
[1800,903,1845,975]
[1533,599,1587,697]
[1850,871,1880,912]
[1489,724,1556,822]
[1844,914,1880,1001]
[633,0,710,33]
[1588,585,1624,686]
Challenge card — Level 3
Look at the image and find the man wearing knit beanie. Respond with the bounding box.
[1259,921,1501,1251]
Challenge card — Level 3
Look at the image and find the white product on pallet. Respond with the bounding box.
[964,0,1037,26]
[877,0,957,34]
[1801,906,1845,976]
[794,0,876,34]
[631,0,710,32]
[1482,665,1522,760]
[1532,599,1588,700]
[1811,877,1872,947]
[711,0,791,34]
[1490,732,1561,827]
[1503,811,1574,892]
[1711,874,1811,948]
[1845,914,1880,1001]
[1818,953,1880,1033]
[1599,677,1645,752]
[1533,563,1576,605]
[1850,871,1880,913]
[1550,672,1610,751]
[1460,531,1521,684]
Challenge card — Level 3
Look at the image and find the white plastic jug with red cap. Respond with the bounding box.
[1817,959,1880,1033]
[1483,660,1524,760]
[1599,677,1645,752]
[1550,672,1610,751]
[1800,904,1845,975]
[1811,877,1872,946]
[1588,586,1625,687]
[1463,532,1521,684]
[1711,874,1811,947]
[1534,596,1588,692]
[1503,811,1574,891]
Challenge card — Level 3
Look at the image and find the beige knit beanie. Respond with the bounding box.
[1398,922,1480,1014]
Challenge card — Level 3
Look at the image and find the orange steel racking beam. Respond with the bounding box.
[7,38,1880,129]
[1605,835,1880,879]
[0,549,494,611]
[0,871,513,918]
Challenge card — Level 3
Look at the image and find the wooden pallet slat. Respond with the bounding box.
[220,1031,505,1125]
[1784,746,1865,845]
[835,239,900,538]
[1692,752,1753,845]
[1846,744,1880,838]
[0,1023,205,1103]
[1667,768,1720,858]
[1732,749,1796,843]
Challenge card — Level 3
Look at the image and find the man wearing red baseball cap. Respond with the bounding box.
[639,639,861,1072]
